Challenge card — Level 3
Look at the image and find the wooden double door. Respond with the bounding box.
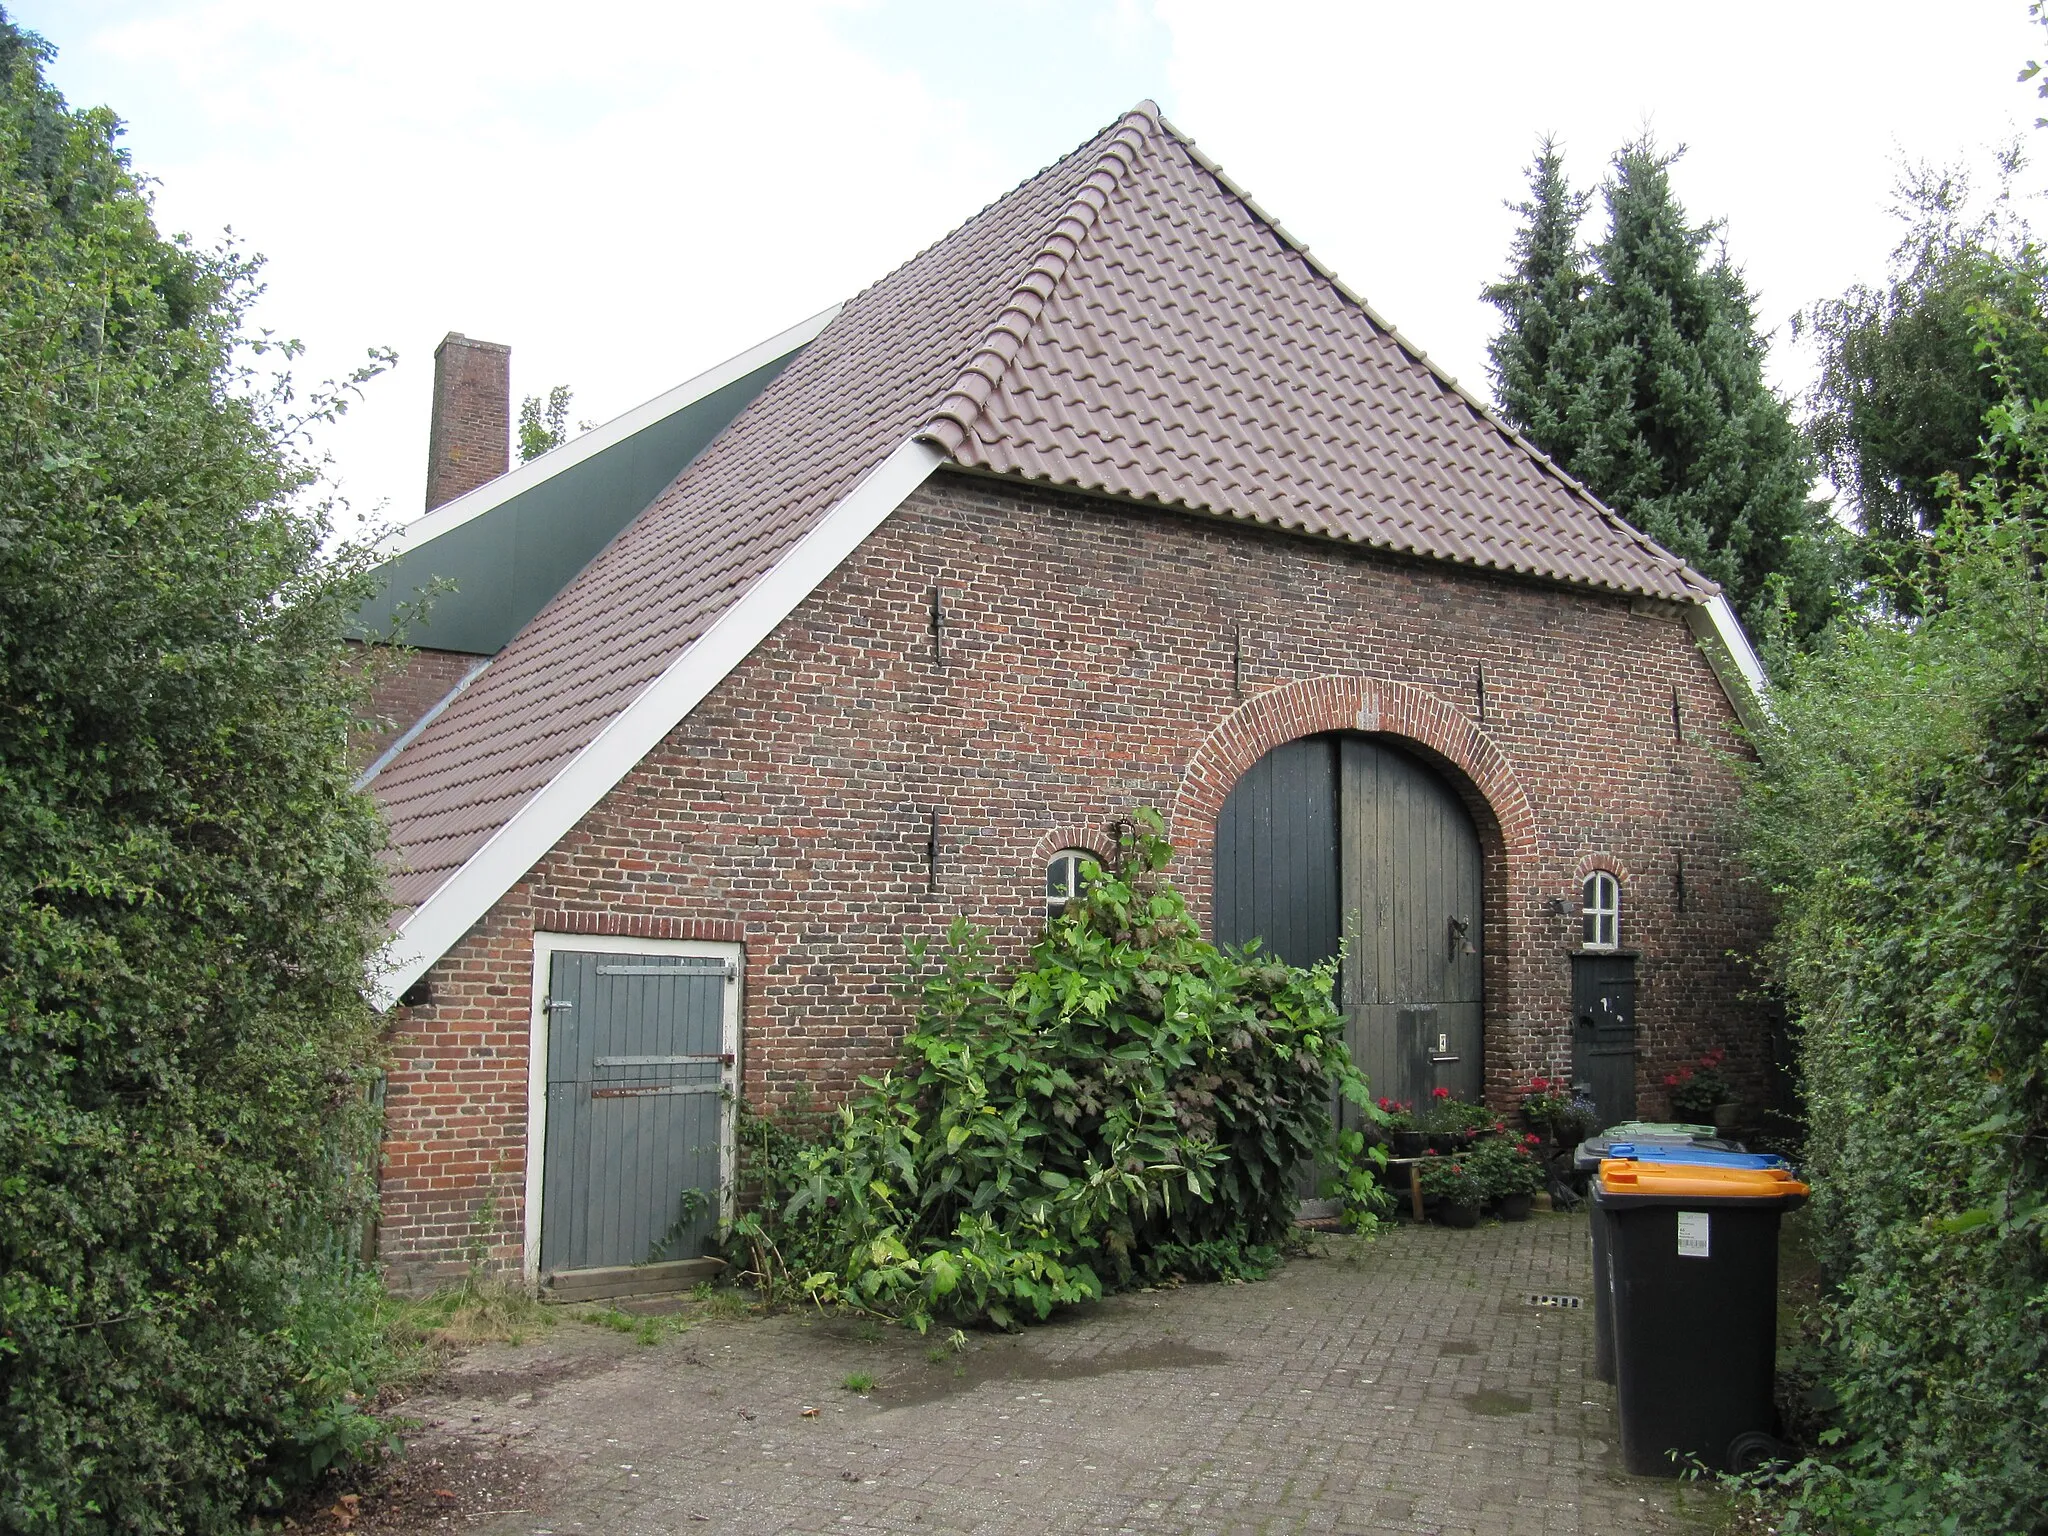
[1213,734,1484,1116]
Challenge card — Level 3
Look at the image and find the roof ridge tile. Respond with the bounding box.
[919,104,1159,456]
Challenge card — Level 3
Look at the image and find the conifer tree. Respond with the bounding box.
[1485,139,1841,644]
[1482,137,1591,450]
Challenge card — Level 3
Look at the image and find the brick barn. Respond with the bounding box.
[354,103,1771,1292]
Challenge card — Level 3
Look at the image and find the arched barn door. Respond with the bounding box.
[1214,734,1485,1115]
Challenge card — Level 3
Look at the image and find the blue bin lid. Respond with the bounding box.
[1572,1131,1746,1171]
[1603,1142,1790,1171]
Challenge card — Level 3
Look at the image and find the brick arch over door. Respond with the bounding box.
[1170,676,1539,1100]
[1172,676,1537,876]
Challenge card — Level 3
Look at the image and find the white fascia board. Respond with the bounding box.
[372,436,946,1009]
[373,303,843,561]
[1686,593,1773,731]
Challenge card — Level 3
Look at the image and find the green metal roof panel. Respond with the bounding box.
[353,343,809,655]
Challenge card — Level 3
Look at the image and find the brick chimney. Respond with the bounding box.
[424,332,511,511]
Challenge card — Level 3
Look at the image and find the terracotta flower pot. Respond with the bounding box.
[1392,1131,1426,1158]
[1437,1199,1481,1229]
[1495,1192,1533,1222]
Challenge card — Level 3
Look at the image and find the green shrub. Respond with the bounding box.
[0,21,399,1530]
[1740,385,2048,1530]
[733,811,1382,1331]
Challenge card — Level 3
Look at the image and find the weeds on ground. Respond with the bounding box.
[574,1304,694,1346]
[393,1272,558,1350]
[920,1330,969,1366]
[687,1279,760,1320]
[841,1372,876,1393]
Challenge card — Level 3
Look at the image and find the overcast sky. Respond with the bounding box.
[21,1,2048,533]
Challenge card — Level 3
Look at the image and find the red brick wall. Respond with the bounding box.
[424,333,510,512]
[347,642,488,770]
[378,472,1768,1286]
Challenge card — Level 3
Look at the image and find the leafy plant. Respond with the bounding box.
[1324,1127,1396,1231]
[1413,1152,1484,1207]
[737,811,1380,1332]
[0,20,406,1531]
[1464,1134,1543,1202]
[645,1187,712,1263]
[1738,319,2048,1528]
[516,384,593,462]
[841,1372,876,1394]
[1518,1076,1595,1144]
[1417,1090,1493,1141]
[1663,1049,1734,1120]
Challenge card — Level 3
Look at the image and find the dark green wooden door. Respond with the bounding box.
[541,949,734,1276]
[1338,738,1484,1110]
[1215,735,1484,1118]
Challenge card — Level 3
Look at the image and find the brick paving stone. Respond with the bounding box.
[400,1213,1719,1535]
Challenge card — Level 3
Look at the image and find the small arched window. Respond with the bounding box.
[1582,871,1620,951]
[1046,849,1095,919]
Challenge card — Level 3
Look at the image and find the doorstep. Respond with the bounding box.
[540,1257,727,1303]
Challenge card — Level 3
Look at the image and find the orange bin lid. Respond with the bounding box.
[1598,1159,1810,1200]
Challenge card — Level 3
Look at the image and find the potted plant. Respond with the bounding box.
[1468,1133,1544,1220]
[1418,1088,1494,1151]
[1377,1098,1423,1157]
[1666,1049,1735,1127]
[1415,1149,1485,1227]
[1519,1076,1595,1148]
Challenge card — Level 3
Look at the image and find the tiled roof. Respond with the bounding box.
[924,117,1710,601]
[371,103,1712,926]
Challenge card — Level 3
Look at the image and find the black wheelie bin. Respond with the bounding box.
[1594,1157,1809,1476]
[1579,1134,1756,1383]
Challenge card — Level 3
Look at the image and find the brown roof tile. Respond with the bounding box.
[929,114,1706,602]
[372,103,1711,925]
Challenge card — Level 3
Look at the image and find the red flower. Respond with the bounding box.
[1678,1068,1695,1081]
[1424,1148,1439,1157]
[1431,1086,1451,1099]
[1377,1097,1392,1110]
[1523,1133,1542,1147]
[1530,1076,1550,1091]
[1493,1121,1508,1133]
[1663,1074,1680,1087]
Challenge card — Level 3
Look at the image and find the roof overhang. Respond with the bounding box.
[370,436,946,1010]
[1686,593,1772,732]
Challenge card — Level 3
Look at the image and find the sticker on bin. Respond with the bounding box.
[1677,1211,1710,1258]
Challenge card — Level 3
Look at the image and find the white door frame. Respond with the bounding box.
[524,931,742,1287]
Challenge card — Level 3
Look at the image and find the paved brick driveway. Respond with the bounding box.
[403,1213,1718,1535]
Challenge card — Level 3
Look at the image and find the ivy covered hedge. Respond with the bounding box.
[732,811,1387,1332]
[1742,389,2048,1530]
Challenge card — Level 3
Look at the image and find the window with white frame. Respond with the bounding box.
[1582,871,1620,950]
[1046,849,1095,919]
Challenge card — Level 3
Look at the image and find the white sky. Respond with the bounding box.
[21,1,2048,533]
